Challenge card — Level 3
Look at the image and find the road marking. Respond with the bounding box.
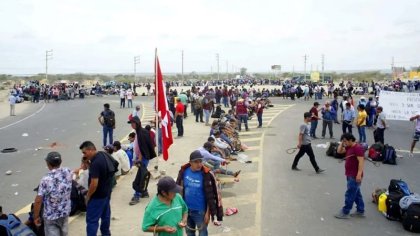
[246,146,260,151]
[241,137,263,142]
[0,102,46,130]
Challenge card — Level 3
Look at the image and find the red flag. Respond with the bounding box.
[155,56,173,160]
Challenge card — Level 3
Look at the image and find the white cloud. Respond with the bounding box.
[0,0,419,74]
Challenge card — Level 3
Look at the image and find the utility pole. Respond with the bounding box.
[391,56,395,80]
[134,56,140,82]
[45,50,53,81]
[216,53,220,80]
[321,54,325,82]
[303,54,307,81]
[181,50,184,80]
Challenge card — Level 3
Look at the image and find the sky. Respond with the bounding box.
[0,0,419,75]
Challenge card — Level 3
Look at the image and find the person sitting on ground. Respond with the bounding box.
[200,142,241,178]
[112,141,130,177]
[72,156,90,190]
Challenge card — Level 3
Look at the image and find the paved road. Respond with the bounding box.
[0,95,151,213]
[262,97,420,236]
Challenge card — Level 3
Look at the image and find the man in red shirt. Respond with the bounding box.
[175,98,185,137]
[309,102,321,138]
[335,133,365,219]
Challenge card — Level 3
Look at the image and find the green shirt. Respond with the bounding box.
[142,193,188,236]
[178,94,188,105]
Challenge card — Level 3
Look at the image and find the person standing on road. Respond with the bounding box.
[334,133,365,219]
[409,113,420,158]
[202,93,212,126]
[236,98,249,132]
[291,112,325,173]
[373,106,386,144]
[132,105,141,118]
[175,98,185,137]
[356,104,367,143]
[310,102,321,138]
[119,88,126,108]
[176,150,223,236]
[256,98,265,128]
[342,103,355,134]
[8,92,17,116]
[194,93,204,123]
[98,103,115,147]
[142,176,188,236]
[79,141,114,236]
[126,89,133,108]
[129,116,157,205]
[321,102,335,139]
[33,152,72,236]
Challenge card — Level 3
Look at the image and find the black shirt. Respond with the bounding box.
[89,152,112,199]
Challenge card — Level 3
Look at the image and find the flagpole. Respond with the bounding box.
[155,48,159,171]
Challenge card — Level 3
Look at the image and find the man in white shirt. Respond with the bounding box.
[8,93,17,116]
[112,141,130,177]
[119,88,126,108]
[126,89,133,108]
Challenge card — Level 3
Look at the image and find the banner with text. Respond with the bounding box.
[379,91,420,121]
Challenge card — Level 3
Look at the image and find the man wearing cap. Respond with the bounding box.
[291,112,325,174]
[142,176,188,236]
[33,152,72,236]
[310,102,321,138]
[176,151,223,236]
[79,141,114,236]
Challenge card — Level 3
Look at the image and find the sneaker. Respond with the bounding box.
[350,211,366,218]
[409,152,414,158]
[291,167,301,171]
[312,136,318,139]
[321,136,325,139]
[330,136,334,139]
[129,197,140,205]
[233,170,241,178]
[141,192,150,198]
[334,211,350,219]
[316,169,325,174]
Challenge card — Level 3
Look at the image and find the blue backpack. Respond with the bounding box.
[389,179,411,196]
[0,214,36,236]
[382,145,397,165]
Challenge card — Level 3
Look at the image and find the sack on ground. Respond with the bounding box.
[0,214,36,236]
[400,194,420,210]
[402,203,420,233]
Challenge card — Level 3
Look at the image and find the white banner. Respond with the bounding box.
[379,91,420,121]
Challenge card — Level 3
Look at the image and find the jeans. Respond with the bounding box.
[342,177,364,215]
[186,210,208,236]
[10,104,15,116]
[134,158,150,198]
[86,197,111,236]
[127,99,133,108]
[184,104,188,118]
[223,97,229,107]
[310,120,318,137]
[257,113,263,127]
[176,116,184,136]
[203,109,211,124]
[357,126,366,143]
[44,216,68,236]
[291,144,320,171]
[195,108,203,122]
[367,113,375,127]
[237,114,249,131]
[102,126,113,147]
[205,160,234,176]
[322,120,333,137]
[120,98,125,108]
[342,121,353,134]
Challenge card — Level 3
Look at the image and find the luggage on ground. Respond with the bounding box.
[0,214,36,236]
[389,179,411,196]
[326,142,345,159]
[402,203,420,233]
[400,194,420,210]
[378,193,388,213]
[368,142,384,161]
[386,192,404,221]
[382,144,397,165]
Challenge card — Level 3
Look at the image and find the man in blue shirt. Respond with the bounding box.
[176,151,223,236]
[321,102,336,139]
[342,103,355,134]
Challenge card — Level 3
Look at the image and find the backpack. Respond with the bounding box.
[70,180,87,216]
[98,151,119,176]
[368,143,384,161]
[389,179,411,196]
[326,142,339,156]
[382,145,397,165]
[103,110,115,127]
[132,162,151,194]
[402,203,420,233]
[0,214,36,236]
[386,192,404,221]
